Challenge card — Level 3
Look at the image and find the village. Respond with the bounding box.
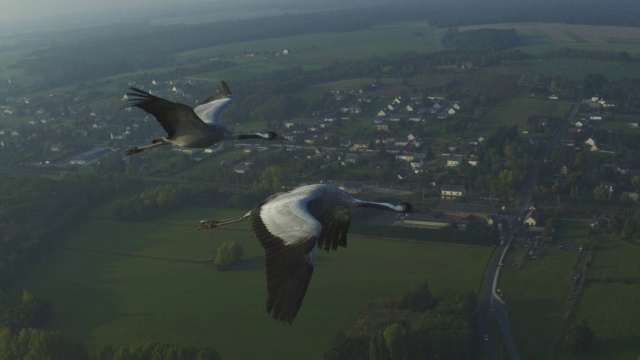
[2,76,639,242]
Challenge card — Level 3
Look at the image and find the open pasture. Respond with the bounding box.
[554,219,590,248]
[176,21,444,68]
[455,22,640,81]
[499,248,579,359]
[563,237,640,359]
[458,22,640,49]
[19,205,492,360]
[535,59,640,82]
[480,96,573,135]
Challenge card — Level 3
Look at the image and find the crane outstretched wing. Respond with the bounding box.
[250,206,316,324]
[126,88,209,137]
[247,186,353,323]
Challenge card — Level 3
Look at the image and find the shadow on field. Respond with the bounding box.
[59,246,210,264]
[229,255,264,272]
[589,334,640,358]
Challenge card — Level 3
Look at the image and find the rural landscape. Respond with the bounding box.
[1,0,640,359]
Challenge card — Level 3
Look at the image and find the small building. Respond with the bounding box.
[344,153,359,164]
[441,185,466,200]
[233,163,251,174]
[523,207,539,227]
[445,155,464,167]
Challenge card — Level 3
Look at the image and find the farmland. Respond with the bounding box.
[4,9,640,358]
[18,205,492,359]
[499,247,580,359]
[561,236,640,359]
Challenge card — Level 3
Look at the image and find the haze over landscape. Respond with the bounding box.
[1,0,640,359]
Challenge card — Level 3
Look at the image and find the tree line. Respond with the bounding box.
[541,48,633,62]
[0,328,221,360]
[112,184,226,222]
[0,172,132,288]
[324,282,476,359]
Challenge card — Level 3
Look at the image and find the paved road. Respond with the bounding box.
[477,99,581,359]
[477,221,521,360]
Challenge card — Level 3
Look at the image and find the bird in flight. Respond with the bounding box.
[124,81,285,155]
[197,183,412,324]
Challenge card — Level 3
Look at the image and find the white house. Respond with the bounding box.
[441,185,466,199]
[446,155,464,167]
[523,208,539,227]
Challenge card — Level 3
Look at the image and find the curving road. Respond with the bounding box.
[477,100,580,359]
[477,224,521,360]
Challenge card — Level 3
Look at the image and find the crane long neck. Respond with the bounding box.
[354,200,405,212]
[235,133,269,140]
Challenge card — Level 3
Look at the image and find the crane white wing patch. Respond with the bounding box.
[259,195,321,246]
[194,98,232,124]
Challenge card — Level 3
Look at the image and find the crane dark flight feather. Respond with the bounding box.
[250,208,314,324]
[126,88,208,137]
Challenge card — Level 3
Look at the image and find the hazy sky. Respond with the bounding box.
[1,0,184,25]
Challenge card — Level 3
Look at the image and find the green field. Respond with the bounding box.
[176,21,444,67]
[554,220,591,247]
[499,248,580,359]
[481,96,573,135]
[563,237,640,359]
[18,205,492,359]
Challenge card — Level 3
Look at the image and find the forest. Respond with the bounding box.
[324,282,476,360]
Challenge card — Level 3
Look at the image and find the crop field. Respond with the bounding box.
[456,22,640,81]
[18,205,492,359]
[535,59,640,82]
[480,96,573,135]
[459,22,640,50]
[176,21,444,67]
[564,237,640,359]
[554,219,590,247]
[590,114,640,132]
[499,248,580,359]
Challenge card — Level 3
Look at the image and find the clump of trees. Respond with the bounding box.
[213,241,244,271]
[542,48,632,62]
[324,282,476,360]
[565,318,596,355]
[112,184,225,222]
[102,341,220,360]
[0,327,89,360]
[0,290,52,332]
[0,331,223,360]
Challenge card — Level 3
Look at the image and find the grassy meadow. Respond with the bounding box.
[175,21,443,66]
[554,220,591,248]
[499,248,580,359]
[561,236,640,359]
[499,220,587,358]
[481,97,573,135]
[501,219,640,360]
[18,204,492,359]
